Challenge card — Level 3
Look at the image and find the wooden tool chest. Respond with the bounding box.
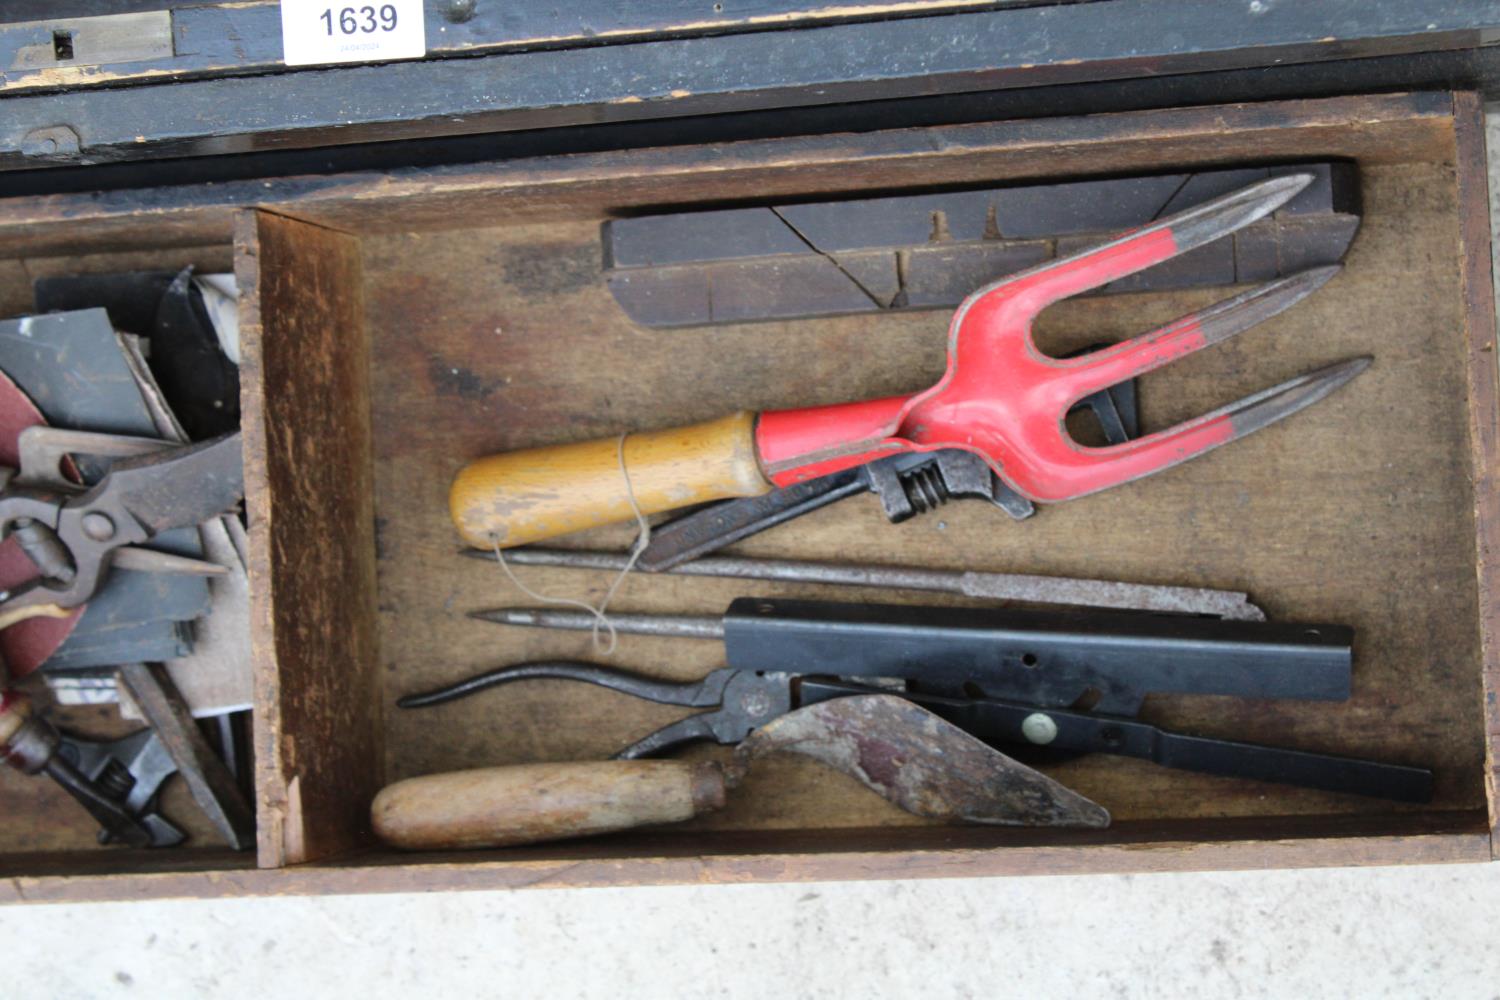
[0,90,1495,901]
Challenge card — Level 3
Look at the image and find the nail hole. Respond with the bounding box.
[714,2,723,10]
[53,30,74,61]
[1020,652,1038,667]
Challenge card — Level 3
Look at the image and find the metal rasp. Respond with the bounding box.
[471,546,1266,620]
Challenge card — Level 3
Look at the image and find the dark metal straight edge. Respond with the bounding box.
[720,598,1352,712]
[796,679,1435,803]
[2,0,1497,171]
[470,598,1353,715]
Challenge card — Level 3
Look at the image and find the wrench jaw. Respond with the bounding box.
[754,174,1366,502]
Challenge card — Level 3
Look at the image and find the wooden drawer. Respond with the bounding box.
[0,90,1494,901]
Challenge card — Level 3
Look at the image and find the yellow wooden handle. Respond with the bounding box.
[450,411,771,548]
[370,760,727,851]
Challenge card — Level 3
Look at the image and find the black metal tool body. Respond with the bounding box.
[0,689,183,846]
[57,725,184,847]
[473,598,1353,715]
[0,432,242,620]
[721,599,1349,713]
[796,679,1433,803]
[638,357,1136,571]
[397,645,1429,802]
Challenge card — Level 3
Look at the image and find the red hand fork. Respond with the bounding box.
[452,173,1368,548]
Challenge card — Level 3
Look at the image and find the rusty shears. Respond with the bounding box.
[450,174,1369,548]
[0,433,243,630]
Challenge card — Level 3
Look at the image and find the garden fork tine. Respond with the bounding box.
[1057,266,1341,400]
[754,174,1367,501]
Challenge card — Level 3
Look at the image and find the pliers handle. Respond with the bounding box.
[398,661,793,759]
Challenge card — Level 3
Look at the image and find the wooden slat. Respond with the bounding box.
[0,92,1459,258]
[0,2,1037,95]
[236,209,382,868]
[0,812,1490,903]
[0,2,1493,172]
[1450,91,1500,857]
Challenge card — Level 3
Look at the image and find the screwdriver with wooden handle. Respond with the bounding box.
[451,411,768,548]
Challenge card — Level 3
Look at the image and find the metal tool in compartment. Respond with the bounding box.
[631,364,1137,570]
[409,598,1429,802]
[0,664,256,850]
[472,547,1267,621]
[0,686,180,847]
[372,695,1111,851]
[451,175,1369,551]
[0,432,242,629]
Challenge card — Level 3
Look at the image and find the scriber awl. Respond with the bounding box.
[451,174,1368,549]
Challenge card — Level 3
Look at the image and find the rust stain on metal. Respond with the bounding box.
[732,694,1110,828]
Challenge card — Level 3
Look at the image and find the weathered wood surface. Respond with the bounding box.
[0,3,1493,172]
[0,2,1035,94]
[236,210,382,868]
[367,159,1486,831]
[0,92,1493,893]
[1451,91,1500,857]
[372,760,726,851]
[0,812,1490,904]
[0,93,1458,259]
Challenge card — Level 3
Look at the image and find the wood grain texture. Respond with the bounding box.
[236,209,381,868]
[0,1,1034,95]
[0,812,1490,904]
[1450,92,1500,858]
[372,760,726,850]
[451,411,769,548]
[0,93,1496,892]
[363,116,1488,845]
[0,94,1458,259]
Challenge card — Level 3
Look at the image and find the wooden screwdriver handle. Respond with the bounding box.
[370,760,728,851]
[449,411,771,548]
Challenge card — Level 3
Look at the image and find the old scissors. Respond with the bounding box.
[0,432,243,630]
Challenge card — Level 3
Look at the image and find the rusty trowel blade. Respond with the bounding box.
[732,694,1110,829]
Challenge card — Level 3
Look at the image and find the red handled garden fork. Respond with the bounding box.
[452,173,1368,548]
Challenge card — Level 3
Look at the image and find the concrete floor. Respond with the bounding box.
[6,864,1500,998]
[6,108,1500,1000]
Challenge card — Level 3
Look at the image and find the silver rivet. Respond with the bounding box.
[81,512,115,541]
[1020,712,1058,745]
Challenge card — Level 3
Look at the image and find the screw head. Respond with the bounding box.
[1020,712,1058,745]
[81,512,115,541]
[443,0,478,22]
